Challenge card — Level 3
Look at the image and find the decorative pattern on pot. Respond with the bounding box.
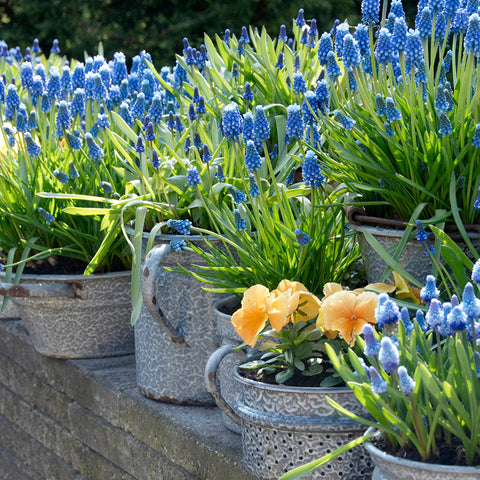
[211,367,372,479]
[3,271,133,358]
[139,238,223,405]
[205,295,246,433]
[365,429,480,480]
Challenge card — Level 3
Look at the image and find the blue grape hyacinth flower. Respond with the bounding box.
[244,140,262,172]
[186,167,201,187]
[39,208,55,225]
[294,228,311,246]
[222,102,243,140]
[302,150,325,187]
[167,219,192,235]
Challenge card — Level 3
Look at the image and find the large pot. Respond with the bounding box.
[210,366,372,479]
[351,223,433,284]
[1,270,133,358]
[365,430,480,480]
[137,234,223,405]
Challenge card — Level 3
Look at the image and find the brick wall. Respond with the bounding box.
[0,320,257,480]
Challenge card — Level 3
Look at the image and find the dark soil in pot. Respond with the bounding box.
[371,433,479,467]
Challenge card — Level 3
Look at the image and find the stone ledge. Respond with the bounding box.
[0,319,257,480]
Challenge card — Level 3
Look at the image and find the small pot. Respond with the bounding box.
[209,365,372,479]
[365,429,480,480]
[1,270,133,358]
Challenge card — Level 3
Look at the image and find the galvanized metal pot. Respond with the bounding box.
[365,429,480,480]
[138,236,223,405]
[1,270,133,358]
[209,367,372,479]
[350,223,433,284]
[205,295,245,434]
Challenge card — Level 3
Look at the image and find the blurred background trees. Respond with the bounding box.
[0,0,417,65]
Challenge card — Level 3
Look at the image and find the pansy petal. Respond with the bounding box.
[232,306,267,346]
[242,284,269,311]
[353,292,378,324]
[323,282,343,298]
[296,292,321,321]
[267,291,294,331]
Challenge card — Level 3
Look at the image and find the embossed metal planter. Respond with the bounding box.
[138,235,223,405]
[205,295,245,434]
[365,430,480,480]
[1,270,133,358]
[350,223,433,284]
[211,367,372,479]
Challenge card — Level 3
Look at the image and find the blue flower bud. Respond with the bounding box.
[317,33,333,65]
[376,28,394,64]
[275,51,284,69]
[170,239,188,252]
[215,165,225,182]
[421,275,440,302]
[167,219,192,235]
[253,105,270,143]
[53,169,69,184]
[368,366,387,393]
[426,298,444,330]
[243,82,254,102]
[334,109,356,129]
[326,51,341,81]
[234,209,247,230]
[38,207,55,225]
[416,7,433,38]
[385,97,402,121]
[249,174,260,197]
[85,132,104,163]
[363,323,380,356]
[296,9,306,27]
[294,228,311,246]
[227,185,247,204]
[397,366,415,394]
[438,111,452,136]
[400,307,414,335]
[187,166,201,186]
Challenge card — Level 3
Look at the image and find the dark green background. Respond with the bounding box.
[0,0,417,66]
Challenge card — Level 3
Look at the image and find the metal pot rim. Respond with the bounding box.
[233,367,354,394]
[0,269,131,282]
[364,428,480,473]
[125,225,220,242]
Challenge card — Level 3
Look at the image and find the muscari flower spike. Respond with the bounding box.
[85,132,104,163]
[375,94,387,116]
[362,0,380,24]
[285,104,304,142]
[326,51,342,81]
[368,366,387,394]
[400,307,414,335]
[342,34,362,68]
[249,174,260,197]
[243,113,254,143]
[335,22,350,58]
[415,309,428,331]
[227,185,247,204]
[38,207,55,225]
[222,102,243,140]
[385,97,401,121]
[167,219,192,235]
[397,366,416,394]
[243,82,254,102]
[447,305,468,332]
[460,282,480,320]
[215,165,225,182]
[363,323,380,356]
[53,169,69,184]
[24,132,41,158]
[438,111,452,136]
[426,299,444,331]
[392,17,408,52]
[384,122,395,136]
[416,7,433,38]
[66,131,82,150]
[170,239,188,252]
[285,167,296,185]
[244,140,262,172]
[452,8,469,33]
[292,72,307,94]
[202,144,212,163]
[295,8,306,27]
[375,293,400,328]
[379,336,400,373]
[152,150,160,168]
[253,105,270,144]
[294,228,311,246]
[302,150,325,188]
[421,274,440,302]
[275,51,284,69]
[317,33,333,66]
[186,166,201,187]
[234,209,247,230]
[334,110,356,129]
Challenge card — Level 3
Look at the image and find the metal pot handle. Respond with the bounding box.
[205,344,241,427]
[141,244,188,345]
[0,281,87,299]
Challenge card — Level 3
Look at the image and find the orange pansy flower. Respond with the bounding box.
[318,290,378,346]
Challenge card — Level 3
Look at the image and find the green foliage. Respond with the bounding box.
[0,0,364,66]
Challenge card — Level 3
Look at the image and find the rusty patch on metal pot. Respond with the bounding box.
[143,267,149,278]
[0,284,30,297]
